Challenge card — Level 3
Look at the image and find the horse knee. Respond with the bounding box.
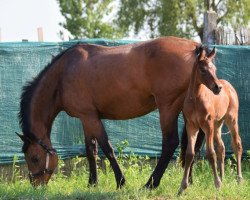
[86,139,98,155]
[185,152,195,165]
[206,150,216,164]
[216,142,225,158]
[232,139,243,154]
[236,141,242,153]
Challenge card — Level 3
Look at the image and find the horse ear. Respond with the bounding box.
[198,48,206,61]
[15,132,31,142]
[208,47,216,59]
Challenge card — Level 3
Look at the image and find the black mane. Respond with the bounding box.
[18,44,78,152]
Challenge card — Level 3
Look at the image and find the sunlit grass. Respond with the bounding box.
[0,154,249,200]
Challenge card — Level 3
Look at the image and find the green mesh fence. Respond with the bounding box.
[0,39,249,164]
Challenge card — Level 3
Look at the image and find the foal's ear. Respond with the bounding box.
[208,47,216,59]
[198,48,206,61]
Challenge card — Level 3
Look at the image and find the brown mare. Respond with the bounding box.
[178,47,243,195]
[17,36,204,188]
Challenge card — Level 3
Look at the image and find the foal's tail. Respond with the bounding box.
[180,126,205,168]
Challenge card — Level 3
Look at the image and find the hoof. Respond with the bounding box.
[116,177,126,189]
[178,181,188,196]
[237,176,243,184]
[215,178,222,189]
[87,182,98,188]
[178,188,184,196]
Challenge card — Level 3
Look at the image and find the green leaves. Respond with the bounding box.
[57,0,124,39]
[117,0,250,40]
[57,0,250,41]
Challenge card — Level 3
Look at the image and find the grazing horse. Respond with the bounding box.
[178,47,243,195]
[17,36,203,188]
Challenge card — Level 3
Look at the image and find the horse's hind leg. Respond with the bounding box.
[225,117,243,182]
[214,123,225,181]
[180,126,205,184]
[81,115,125,189]
[178,123,199,195]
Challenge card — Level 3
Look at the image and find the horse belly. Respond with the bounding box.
[97,92,157,120]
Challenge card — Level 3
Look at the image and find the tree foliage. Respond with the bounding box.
[58,0,250,40]
[117,0,250,40]
[57,0,124,39]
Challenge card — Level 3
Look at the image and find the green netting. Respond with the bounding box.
[0,39,249,164]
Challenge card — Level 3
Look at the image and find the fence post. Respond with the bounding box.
[203,10,218,44]
[37,27,44,42]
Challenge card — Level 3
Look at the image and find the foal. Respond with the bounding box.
[179,47,243,194]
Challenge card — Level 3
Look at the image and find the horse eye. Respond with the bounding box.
[199,68,206,74]
[31,156,39,163]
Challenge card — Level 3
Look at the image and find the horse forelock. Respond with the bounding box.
[18,44,78,152]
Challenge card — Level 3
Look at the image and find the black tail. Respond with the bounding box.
[180,126,205,168]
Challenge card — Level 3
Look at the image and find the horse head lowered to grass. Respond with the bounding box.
[17,37,205,188]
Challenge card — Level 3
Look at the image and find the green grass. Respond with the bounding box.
[0,155,249,200]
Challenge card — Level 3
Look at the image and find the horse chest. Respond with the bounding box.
[184,97,214,124]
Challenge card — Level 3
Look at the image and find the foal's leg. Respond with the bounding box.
[178,123,199,195]
[201,123,221,189]
[225,118,243,182]
[189,129,205,184]
[81,116,125,189]
[214,123,225,181]
[180,126,205,184]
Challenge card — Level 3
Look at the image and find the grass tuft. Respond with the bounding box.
[0,152,249,200]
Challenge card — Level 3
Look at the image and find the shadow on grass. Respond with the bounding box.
[52,191,120,200]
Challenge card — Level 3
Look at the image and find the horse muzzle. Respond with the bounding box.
[212,84,222,95]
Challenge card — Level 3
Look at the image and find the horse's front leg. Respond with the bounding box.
[144,102,181,189]
[202,122,222,189]
[84,135,98,186]
[81,115,125,189]
[178,122,199,195]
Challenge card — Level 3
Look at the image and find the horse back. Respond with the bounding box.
[59,38,198,119]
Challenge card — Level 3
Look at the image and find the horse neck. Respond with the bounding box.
[187,62,200,100]
[29,64,62,140]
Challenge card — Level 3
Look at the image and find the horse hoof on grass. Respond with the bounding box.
[116,177,126,190]
[215,179,222,189]
[87,182,98,188]
[237,176,243,184]
[177,188,185,196]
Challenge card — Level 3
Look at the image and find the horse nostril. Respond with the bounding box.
[215,84,222,91]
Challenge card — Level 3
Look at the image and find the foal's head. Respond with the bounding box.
[16,133,58,187]
[195,47,222,95]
